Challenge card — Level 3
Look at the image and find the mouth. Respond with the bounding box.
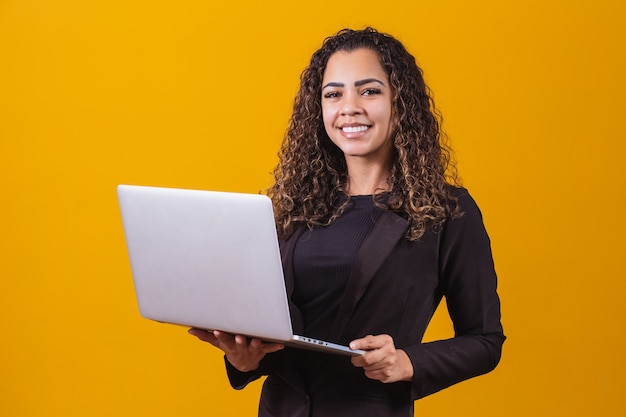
[341,125,370,133]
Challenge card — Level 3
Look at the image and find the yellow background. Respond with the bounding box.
[1,0,624,415]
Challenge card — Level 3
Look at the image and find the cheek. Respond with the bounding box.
[373,101,393,122]
[374,105,394,134]
[321,106,335,130]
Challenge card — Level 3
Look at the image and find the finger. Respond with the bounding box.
[351,342,395,369]
[188,328,219,346]
[351,350,369,366]
[188,327,206,338]
[362,360,390,372]
[234,334,248,346]
[350,334,386,351]
[364,368,395,383]
[247,337,284,354]
[261,342,285,354]
[213,330,237,346]
[352,351,382,368]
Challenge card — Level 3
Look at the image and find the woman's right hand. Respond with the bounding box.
[188,328,284,372]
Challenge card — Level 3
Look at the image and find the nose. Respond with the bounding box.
[340,92,363,116]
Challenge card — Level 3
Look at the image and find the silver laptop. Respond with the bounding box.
[117,184,363,356]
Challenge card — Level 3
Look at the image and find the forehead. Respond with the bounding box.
[322,48,388,81]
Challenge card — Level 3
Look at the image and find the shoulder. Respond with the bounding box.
[448,186,484,220]
[440,186,491,243]
[438,187,496,276]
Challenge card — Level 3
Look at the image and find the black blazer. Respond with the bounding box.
[226,188,505,417]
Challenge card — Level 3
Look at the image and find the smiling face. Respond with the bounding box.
[321,48,394,167]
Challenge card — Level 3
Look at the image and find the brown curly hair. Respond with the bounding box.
[268,27,462,241]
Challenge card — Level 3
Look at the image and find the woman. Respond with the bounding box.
[190,27,505,416]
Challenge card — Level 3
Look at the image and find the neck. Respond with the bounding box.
[345,159,392,196]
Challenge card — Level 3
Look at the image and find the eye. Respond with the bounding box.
[362,88,382,96]
[323,91,341,99]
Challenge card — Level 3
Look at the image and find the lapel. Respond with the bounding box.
[329,210,408,341]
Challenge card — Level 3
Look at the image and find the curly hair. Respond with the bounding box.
[268,27,462,241]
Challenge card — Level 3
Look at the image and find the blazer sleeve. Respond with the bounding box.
[403,189,505,400]
[224,358,263,390]
[223,347,287,390]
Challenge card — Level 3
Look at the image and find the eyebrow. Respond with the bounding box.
[322,78,386,89]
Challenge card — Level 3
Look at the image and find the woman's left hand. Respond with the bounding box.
[349,334,414,383]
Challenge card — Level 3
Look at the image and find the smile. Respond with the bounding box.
[341,125,370,133]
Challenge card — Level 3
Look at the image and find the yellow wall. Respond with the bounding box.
[1,0,624,415]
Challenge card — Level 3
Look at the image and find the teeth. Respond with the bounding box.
[342,125,369,133]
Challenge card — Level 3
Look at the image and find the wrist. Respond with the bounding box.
[226,356,260,373]
[397,349,414,382]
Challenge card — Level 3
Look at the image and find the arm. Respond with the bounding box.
[349,190,504,396]
[404,189,505,399]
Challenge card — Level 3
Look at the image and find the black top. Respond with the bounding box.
[292,195,385,340]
